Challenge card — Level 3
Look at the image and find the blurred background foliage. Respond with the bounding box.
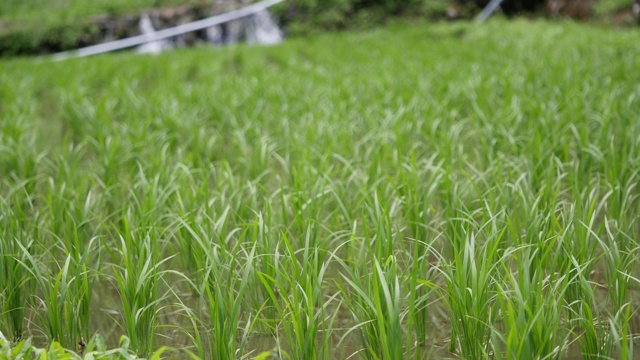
[0,0,636,56]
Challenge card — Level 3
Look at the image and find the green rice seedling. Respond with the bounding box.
[0,200,37,342]
[259,228,337,360]
[363,193,398,267]
[112,217,168,358]
[567,258,612,358]
[576,268,633,360]
[41,183,101,344]
[492,244,570,360]
[595,219,636,312]
[62,232,100,346]
[86,135,134,220]
[438,176,470,260]
[175,205,257,359]
[441,225,507,359]
[491,186,573,359]
[171,170,214,295]
[20,253,80,349]
[395,154,443,348]
[333,205,407,360]
[172,304,206,360]
[406,239,438,353]
[336,254,404,360]
[609,305,634,360]
[0,131,42,199]
[15,225,100,349]
[591,221,638,360]
[559,192,604,326]
[286,167,330,244]
[250,209,282,331]
[200,229,256,359]
[578,300,614,360]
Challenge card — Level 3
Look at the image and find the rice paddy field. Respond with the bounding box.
[1,19,640,359]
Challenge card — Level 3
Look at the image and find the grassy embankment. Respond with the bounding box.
[0,0,202,56]
[1,19,640,359]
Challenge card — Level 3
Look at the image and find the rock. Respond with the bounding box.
[160,8,176,20]
[446,6,460,19]
[246,10,283,45]
[206,25,224,44]
[136,13,173,54]
[225,19,245,44]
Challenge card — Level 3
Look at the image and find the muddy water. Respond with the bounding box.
[21,263,640,359]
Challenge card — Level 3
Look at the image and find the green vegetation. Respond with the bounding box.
[0,0,636,56]
[594,0,633,14]
[0,334,169,359]
[1,19,639,359]
[0,0,199,25]
[593,0,638,26]
[0,0,450,56]
[0,0,203,56]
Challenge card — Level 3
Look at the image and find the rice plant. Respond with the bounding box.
[0,18,638,360]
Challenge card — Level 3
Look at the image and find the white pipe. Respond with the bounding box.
[476,0,506,23]
[54,0,285,60]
